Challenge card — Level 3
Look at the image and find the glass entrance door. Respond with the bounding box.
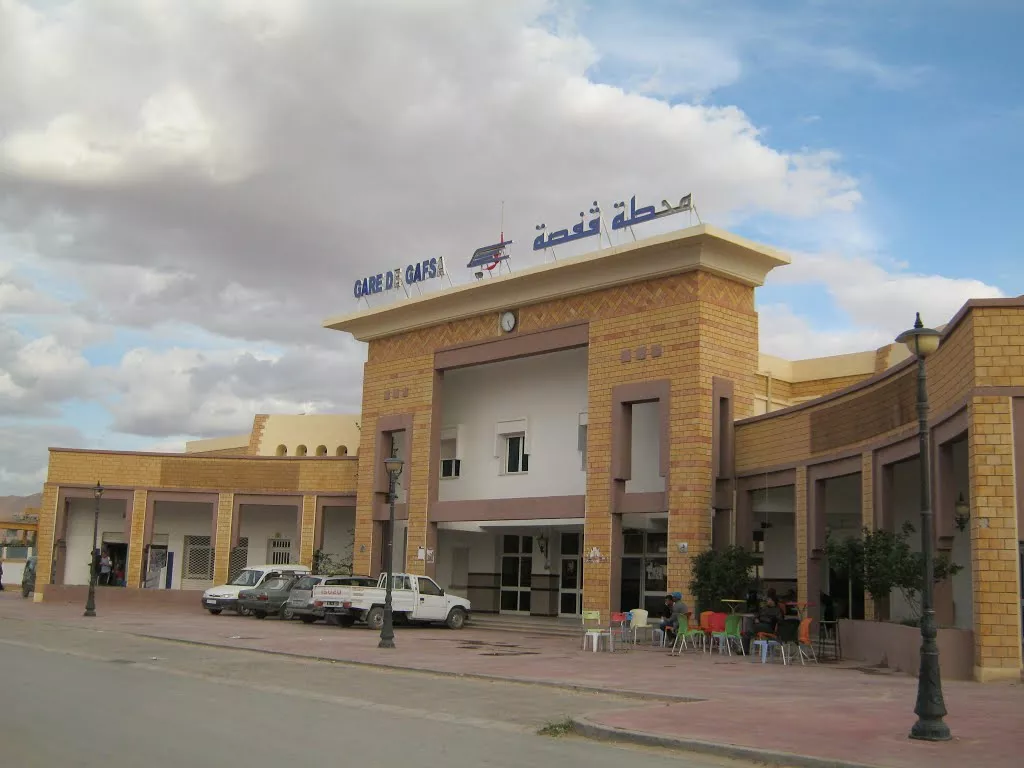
[559,532,583,616]
[619,530,668,614]
[500,535,532,614]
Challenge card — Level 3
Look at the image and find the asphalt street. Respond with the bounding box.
[0,620,747,768]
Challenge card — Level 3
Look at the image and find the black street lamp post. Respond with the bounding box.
[896,313,951,742]
[84,481,104,617]
[378,456,404,649]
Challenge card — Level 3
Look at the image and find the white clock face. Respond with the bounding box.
[500,311,516,332]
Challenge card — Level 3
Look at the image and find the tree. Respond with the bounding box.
[689,545,756,612]
[825,522,962,620]
[312,548,353,576]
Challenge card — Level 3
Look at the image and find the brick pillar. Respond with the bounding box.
[32,482,61,600]
[213,492,234,586]
[795,467,809,605]
[126,490,148,589]
[298,495,316,568]
[405,408,434,577]
[861,453,876,620]
[968,396,1023,682]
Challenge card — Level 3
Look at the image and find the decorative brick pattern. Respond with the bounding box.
[126,490,148,589]
[790,374,872,401]
[972,307,1024,389]
[929,314,975,415]
[299,495,317,567]
[861,453,875,620]
[213,492,234,586]
[795,467,808,605]
[967,396,1022,679]
[247,414,270,455]
[31,482,61,597]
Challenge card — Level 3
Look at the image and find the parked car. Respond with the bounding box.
[311,572,470,629]
[289,574,377,624]
[201,563,311,615]
[238,575,301,619]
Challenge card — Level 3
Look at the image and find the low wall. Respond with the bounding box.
[2,561,26,587]
[839,619,974,681]
[42,585,206,611]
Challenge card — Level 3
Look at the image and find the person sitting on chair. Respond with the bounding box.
[742,596,782,653]
[659,592,689,642]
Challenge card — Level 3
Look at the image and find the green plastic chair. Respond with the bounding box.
[671,612,706,655]
[723,613,745,656]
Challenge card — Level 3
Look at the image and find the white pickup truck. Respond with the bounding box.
[312,572,470,630]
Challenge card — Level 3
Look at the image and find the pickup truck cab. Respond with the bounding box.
[201,563,311,615]
[312,572,470,630]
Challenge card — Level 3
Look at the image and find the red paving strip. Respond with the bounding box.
[3,595,1022,767]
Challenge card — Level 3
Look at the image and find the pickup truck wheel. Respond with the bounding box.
[254,610,267,619]
[207,608,222,615]
[446,607,467,630]
[300,615,317,624]
[338,616,356,628]
[366,606,385,631]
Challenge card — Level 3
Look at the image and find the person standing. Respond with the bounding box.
[99,552,112,586]
[0,558,5,591]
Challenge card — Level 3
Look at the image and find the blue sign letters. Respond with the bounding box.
[354,257,445,300]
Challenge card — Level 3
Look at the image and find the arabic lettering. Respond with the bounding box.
[534,193,693,250]
[532,201,602,251]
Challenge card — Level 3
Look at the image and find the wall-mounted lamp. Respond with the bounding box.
[954,493,970,532]
[537,533,550,569]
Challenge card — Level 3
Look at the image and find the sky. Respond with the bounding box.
[0,0,1021,495]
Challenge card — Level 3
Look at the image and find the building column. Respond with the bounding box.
[32,483,61,600]
[298,494,316,568]
[795,467,809,605]
[968,396,1022,682]
[213,492,234,586]
[861,453,876,620]
[125,490,148,589]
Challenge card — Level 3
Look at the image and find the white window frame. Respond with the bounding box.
[439,432,460,479]
[504,433,529,475]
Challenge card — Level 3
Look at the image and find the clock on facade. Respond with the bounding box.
[500,311,517,333]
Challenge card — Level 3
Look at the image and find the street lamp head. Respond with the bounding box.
[94,481,104,500]
[384,456,404,478]
[896,312,941,359]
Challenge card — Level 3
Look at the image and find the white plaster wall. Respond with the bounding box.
[238,504,301,567]
[435,530,499,591]
[625,401,665,493]
[439,348,588,501]
[63,499,128,586]
[259,414,361,456]
[320,506,355,564]
[150,501,216,590]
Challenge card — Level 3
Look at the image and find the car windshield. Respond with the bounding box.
[294,576,321,590]
[230,570,263,587]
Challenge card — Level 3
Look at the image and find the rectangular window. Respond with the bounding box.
[505,434,529,474]
[440,437,460,478]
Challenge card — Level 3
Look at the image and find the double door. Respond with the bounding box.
[559,532,583,616]
[500,535,532,614]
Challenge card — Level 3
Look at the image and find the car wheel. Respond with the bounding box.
[237,607,251,616]
[280,605,294,621]
[254,610,267,619]
[300,615,317,624]
[446,607,467,630]
[365,606,385,631]
[338,616,356,628]
[207,608,223,615]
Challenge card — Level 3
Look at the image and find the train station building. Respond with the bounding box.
[31,224,1023,683]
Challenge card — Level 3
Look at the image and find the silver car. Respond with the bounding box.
[287,575,373,623]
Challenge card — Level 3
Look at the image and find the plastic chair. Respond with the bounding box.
[581,610,613,652]
[629,608,652,645]
[797,617,818,665]
[750,631,788,664]
[720,613,746,656]
[671,612,700,655]
[708,612,730,654]
[697,610,715,653]
[610,612,629,643]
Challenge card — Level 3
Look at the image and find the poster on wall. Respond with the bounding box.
[145,547,167,589]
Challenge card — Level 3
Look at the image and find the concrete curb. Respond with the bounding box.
[571,714,881,768]
[130,630,704,705]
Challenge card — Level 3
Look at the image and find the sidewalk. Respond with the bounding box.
[2,593,1021,768]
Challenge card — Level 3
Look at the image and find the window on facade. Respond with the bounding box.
[276,445,287,456]
[336,445,348,456]
[296,444,308,456]
[505,434,529,474]
[440,437,461,479]
[184,535,214,580]
[316,445,328,456]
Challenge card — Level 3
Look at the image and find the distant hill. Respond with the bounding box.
[0,493,42,521]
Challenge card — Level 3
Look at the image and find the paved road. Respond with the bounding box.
[0,622,745,768]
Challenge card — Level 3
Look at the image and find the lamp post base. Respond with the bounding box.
[378,606,396,649]
[909,718,952,742]
[83,609,96,617]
